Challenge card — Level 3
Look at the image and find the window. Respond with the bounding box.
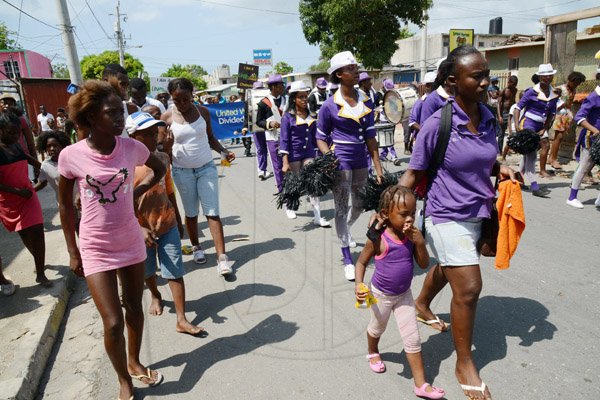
[3,60,20,79]
[478,41,485,47]
[508,58,519,70]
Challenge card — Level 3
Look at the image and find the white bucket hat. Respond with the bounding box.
[289,80,310,93]
[536,63,557,76]
[422,71,437,84]
[327,51,357,75]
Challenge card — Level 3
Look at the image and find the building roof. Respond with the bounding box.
[205,83,237,93]
[482,32,600,52]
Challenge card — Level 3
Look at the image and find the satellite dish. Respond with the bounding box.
[123,16,128,22]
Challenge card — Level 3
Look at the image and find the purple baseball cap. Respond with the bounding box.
[358,72,371,83]
[252,81,265,90]
[316,77,328,89]
[267,74,283,85]
[383,79,394,90]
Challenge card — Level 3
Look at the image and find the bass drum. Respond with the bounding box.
[247,87,271,132]
[383,87,419,124]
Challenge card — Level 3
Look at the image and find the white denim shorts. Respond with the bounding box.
[425,217,482,267]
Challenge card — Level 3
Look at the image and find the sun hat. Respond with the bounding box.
[252,81,265,90]
[327,51,357,75]
[126,111,166,134]
[536,64,557,76]
[422,71,437,84]
[289,81,311,94]
[327,82,339,90]
[0,93,17,101]
[435,58,446,70]
[267,74,283,85]
[383,79,394,90]
[358,72,372,83]
[316,77,328,89]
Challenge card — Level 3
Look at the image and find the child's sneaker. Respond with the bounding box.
[566,198,584,209]
[413,382,445,399]
[217,254,232,276]
[192,245,206,264]
[344,264,355,281]
[595,196,600,208]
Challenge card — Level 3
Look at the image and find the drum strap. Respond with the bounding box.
[421,100,453,234]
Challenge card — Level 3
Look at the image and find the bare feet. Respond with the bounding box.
[414,300,448,332]
[550,160,562,169]
[148,296,163,316]
[456,360,492,400]
[176,320,205,336]
[539,171,553,179]
[117,380,134,400]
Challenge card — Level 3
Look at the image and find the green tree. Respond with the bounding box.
[308,58,329,72]
[274,61,293,75]
[51,62,70,79]
[0,22,19,49]
[161,64,208,90]
[299,0,428,69]
[80,51,144,80]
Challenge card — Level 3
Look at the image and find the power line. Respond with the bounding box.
[15,0,23,43]
[431,0,582,21]
[73,30,91,56]
[195,0,299,16]
[84,0,116,44]
[1,0,61,31]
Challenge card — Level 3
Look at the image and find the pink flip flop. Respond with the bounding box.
[366,353,386,373]
[414,382,445,399]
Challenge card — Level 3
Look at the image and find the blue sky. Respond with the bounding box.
[2,0,599,78]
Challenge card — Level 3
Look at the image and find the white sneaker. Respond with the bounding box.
[286,209,297,219]
[348,235,357,248]
[258,171,265,180]
[192,245,206,264]
[314,217,331,227]
[344,264,355,281]
[566,199,584,209]
[217,254,232,276]
[595,196,600,208]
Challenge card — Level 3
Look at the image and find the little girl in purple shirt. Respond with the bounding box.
[355,186,445,399]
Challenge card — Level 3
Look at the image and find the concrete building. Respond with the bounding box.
[0,50,52,79]
[204,64,236,89]
[483,32,600,89]
[390,33,512,83]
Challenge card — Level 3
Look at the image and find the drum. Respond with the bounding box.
[375,123,395,148]
[247,87,271,132]
[383,87,419,124]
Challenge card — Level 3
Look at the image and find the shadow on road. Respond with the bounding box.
[381,295,557,381]
[143,314,298,396]
[160,283,286,326]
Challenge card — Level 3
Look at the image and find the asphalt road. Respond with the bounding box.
[33,143,600,399]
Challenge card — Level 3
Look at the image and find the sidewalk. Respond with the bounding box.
[0,188,75,400]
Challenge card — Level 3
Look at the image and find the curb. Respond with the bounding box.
[0,271,77,400]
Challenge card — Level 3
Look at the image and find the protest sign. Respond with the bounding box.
[149,77,175,98]
[237,63,259,89]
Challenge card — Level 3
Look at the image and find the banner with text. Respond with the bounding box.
[449,29,474,52]
[237,63,259,89]
[203,102,244,140]
[149,77,175,98]
[253,49,272,66]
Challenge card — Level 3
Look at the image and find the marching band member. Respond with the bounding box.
[256,75,287,193]
[377,79,398,162]
[280,80,331,226]
[419,61,453,125]
[513,63,559,197]
[308,77,330,119]
[406,71,437,155]
[246,81,272,180]
[358,72,377,104]
[316,51,383,281]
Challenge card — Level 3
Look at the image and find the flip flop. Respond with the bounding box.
[416,315,449,332]
[130,368,163,387]
[460,381,487,400]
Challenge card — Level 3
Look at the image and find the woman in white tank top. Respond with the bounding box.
[161,78,236,276]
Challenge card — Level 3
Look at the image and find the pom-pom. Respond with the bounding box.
[358,170,404,212]
[276,173,304,210]
[300,152,338,197]
[507,129,541,154]
[590,137,600,166]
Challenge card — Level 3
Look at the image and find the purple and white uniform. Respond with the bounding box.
[316,89,375,252]
[279,113,316,162]
[419,86,450,125]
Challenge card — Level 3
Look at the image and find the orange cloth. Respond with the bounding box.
[495,180,526,270]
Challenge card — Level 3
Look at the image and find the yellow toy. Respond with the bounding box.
[355,282,378,309]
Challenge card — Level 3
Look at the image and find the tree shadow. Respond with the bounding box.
[166,283,286,326]
[382,296,556,381]
[140,314,298,396]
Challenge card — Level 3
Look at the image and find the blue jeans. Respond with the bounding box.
[145,225,185,280]
[171,161,220,218]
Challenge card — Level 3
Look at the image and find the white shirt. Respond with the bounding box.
[37,113,54,131]
[509,103,518,132]
[130,96,166,114]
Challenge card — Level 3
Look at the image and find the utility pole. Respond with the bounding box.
[114,1,125,67]
[55,0,83,85]
[420,20,428,81]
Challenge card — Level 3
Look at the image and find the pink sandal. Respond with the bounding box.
[414,382,445,399]
[366,353,386,373]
